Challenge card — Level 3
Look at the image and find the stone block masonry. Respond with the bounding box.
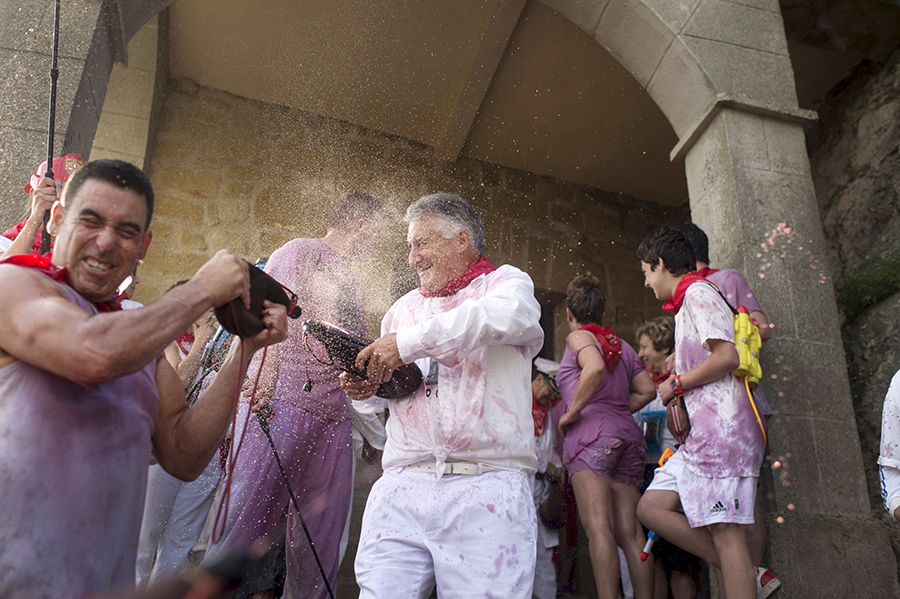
[140,78,687,353]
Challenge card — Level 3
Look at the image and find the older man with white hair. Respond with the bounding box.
[341,192,544,598]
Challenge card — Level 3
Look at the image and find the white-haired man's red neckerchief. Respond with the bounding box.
[578,324,622,373]
[419,255,496,298]
[0,254,122,312]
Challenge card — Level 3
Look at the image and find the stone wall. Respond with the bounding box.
[806,49,900,555]
[138,77,688,357]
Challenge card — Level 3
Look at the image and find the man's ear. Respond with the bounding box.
[566,307,574,324]
[657,257,667,273]
[456,227,472,252]
[138,229,153,260]
[47,199,64,236]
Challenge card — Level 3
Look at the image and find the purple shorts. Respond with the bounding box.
[568,436,645,488]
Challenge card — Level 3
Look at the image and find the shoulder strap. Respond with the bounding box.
[699,280,738,315]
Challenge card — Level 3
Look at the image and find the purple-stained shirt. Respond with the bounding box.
[707,269,772,416]
[0,280,159,599]
[367,265,544,477]
[556,335,644,466]
[675,283,764,478]
[256,238,367,421]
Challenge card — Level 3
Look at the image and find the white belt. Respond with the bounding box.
[404,461,498,475]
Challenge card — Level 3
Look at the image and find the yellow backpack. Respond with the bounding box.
[702,282,767,446]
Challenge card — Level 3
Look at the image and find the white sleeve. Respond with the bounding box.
[395,267,543,366]
[0,236,13,253]
[878,370,900,517]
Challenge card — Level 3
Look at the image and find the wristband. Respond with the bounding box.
[670,374,684,395]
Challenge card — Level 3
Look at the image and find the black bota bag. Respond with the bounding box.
[214,262,302,337]
[302,319,423,399]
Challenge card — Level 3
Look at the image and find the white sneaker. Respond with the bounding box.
[756,567,781,599]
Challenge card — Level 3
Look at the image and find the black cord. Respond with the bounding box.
[254,405,336,599]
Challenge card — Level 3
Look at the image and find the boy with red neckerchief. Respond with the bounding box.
[634,226,778,599]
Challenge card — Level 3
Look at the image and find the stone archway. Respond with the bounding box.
[1,1,897,595]
[540,1,898,596]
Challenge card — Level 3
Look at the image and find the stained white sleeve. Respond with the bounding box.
[395,268,543,366]
[878,370,900,518]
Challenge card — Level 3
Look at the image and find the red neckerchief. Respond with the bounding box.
[419,255,497,298]
[0,253,123,312]
[696,266,719,278]
[578,324,621,373]
[1,218,44,254]
[532,395,548,437]
[175,332,194,356]
[648,366,670,387]
[661,271,710,314]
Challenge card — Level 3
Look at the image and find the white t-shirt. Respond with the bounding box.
[365,264,544,477]
[878,370,900,518]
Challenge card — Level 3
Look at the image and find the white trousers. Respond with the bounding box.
[135,458,223,587]
[356,468,537,599]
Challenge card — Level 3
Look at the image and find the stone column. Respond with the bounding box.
[684,105,899,598]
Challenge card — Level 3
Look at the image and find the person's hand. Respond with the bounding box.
[243,301,287,352]
[339,371,380,401]
[192,250,251,309]
[544,463,564,483]
[658,374,677,405]
[558,410,580,437]
[355,333,402,384]
[192,309,219,345]
[665,352,675,375]
[30,177,56,220]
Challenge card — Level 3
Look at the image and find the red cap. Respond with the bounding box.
[25,153,84,195]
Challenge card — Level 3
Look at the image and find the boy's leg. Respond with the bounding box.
[708,523,755,599]
[636,490,720,569]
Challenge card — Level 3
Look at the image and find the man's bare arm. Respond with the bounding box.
[0,250,250,387]
[153,301,288,480]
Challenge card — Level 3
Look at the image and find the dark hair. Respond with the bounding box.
[636,226,695,276]
[635,316,675,354]
[567,274,606,325]
[677,223,709,265]
[63,159,154,228]
[327,190,383,230]
[405,193,486,254]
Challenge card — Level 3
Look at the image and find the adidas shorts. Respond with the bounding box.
[646,449,757,528]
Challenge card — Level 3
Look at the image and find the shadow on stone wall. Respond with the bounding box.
[807,49,900,570]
